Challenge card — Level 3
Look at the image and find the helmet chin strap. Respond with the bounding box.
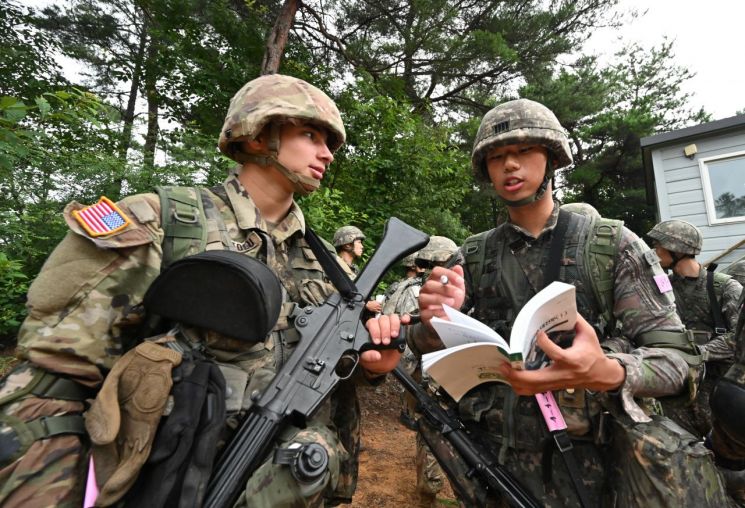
[496,159,554,208]
[234,124,321,196]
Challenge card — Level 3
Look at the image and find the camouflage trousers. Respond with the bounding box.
[415,431,445,498]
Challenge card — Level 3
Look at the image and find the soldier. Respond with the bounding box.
[722,256,745,287]
[0,74,403,507]
[647,220,743,436]
[384,236,458,506]
[392,98,731,506]
[709,290,745,504]
[334,225,382,314]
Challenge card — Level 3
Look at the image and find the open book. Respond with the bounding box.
[422,281,577,401]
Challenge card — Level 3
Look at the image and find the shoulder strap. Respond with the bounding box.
[157,186,208,269]
[544,209,571,284]
[304,226,357,300]
[706,266,729,334]
[461,229,495,285]
[584,217,624,331]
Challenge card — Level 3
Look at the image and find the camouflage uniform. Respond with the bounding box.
[667,265,742,435]
[0,75,365,507]
[333,226,365,276]
[647,220,743,436]
[409,99,729,507]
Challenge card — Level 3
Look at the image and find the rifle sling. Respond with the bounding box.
[706,266,728,335]
[304,227,358,301]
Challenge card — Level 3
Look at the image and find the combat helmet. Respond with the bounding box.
[333,226,365,247]
[722,257,745,286]
[218,74,346,196]
[560,202,601,220]
[472,98,572,207]
[416,236,458,266]
[401,253,417,268]
[647,220,703,256]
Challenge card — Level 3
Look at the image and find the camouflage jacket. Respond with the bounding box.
[412,203,690,424]
[17,168,360,398]
[671,266,742,363]
[382,276,422,316]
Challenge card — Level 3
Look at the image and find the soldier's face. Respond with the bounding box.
[277,122,334,191]
[654,244,674,269]
[486,144,549,201]
[352,238,364,258]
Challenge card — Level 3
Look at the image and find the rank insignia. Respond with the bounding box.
[73,196,132,237]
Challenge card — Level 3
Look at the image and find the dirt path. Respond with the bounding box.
[345,378,456,507]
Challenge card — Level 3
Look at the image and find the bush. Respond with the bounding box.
[0,252,28,344]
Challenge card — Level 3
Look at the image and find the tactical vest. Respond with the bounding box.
[672,270,731,338]
[462,212,621,338]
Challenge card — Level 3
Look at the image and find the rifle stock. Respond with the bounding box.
[204,217,429,508]
[392,366,541,508]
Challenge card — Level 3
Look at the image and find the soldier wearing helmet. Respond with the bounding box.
[333,225,366,275]
[0,75,402,507]
[400,99,733,505]
[722,256,745,287]
[646,220,742,438]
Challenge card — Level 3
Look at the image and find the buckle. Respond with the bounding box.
[553,431,574,453]
[174,207,199,224]
[714,327,727,336]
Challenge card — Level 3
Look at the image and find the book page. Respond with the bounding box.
[431,305,509,350]
[422,343,511,401]
[511,281,577,362]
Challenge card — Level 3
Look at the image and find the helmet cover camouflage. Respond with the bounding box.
[401,253,417,268]
[722,258,745,286]
[471,99,572,182]
[333,226,365,247]
[647,220,703,255]
[416,236,458,264]
[560,202,601,220]
[218,74,346,161]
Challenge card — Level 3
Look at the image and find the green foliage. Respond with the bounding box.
[0,253,28,343]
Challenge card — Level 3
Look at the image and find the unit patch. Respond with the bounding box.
[72,196,132,237]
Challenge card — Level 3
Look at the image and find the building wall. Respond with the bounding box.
[652,128,745,268]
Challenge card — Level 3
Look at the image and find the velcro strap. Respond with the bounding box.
[636,330,702,366]
[25,414,86,440]
[32,372,94,401]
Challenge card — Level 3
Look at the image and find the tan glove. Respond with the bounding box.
[84,341,181,506]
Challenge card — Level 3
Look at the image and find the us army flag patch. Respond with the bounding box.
[73,196,132,237]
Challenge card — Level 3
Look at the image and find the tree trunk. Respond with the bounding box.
[143,36,159,173]
[261,0,299,75]
[119,14,147,162]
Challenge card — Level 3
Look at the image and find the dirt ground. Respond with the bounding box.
[345,377,456,507]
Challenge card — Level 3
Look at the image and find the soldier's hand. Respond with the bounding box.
[499,313,626,394]
[365,299,383,313]
[418,265,465,329]
[361,313,410,376]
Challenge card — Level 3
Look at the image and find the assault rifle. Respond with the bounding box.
[393,366,541,508]
[204,217,429,508]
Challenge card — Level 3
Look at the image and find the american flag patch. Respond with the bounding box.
[72,196,131,237]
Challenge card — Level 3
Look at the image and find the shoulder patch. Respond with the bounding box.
[72,196,131,237]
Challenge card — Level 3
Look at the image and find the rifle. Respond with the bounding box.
[204,217,429,508]
[392,365,541,508]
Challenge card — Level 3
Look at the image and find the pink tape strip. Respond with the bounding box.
[535,391,567,432]
[83,455,99,508]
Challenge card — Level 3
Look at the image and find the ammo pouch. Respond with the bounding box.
[0,364,90,468]
[608,415,730,507]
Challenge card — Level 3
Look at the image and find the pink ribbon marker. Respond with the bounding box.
[535,391,567,432]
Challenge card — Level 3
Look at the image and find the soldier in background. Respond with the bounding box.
[0,74,402,507]
[384,236,457,506]
[723,256,745,287]
[647,220,743,436]
[334,225,382,314]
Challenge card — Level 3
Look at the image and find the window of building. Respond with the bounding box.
[699,150,745,224]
